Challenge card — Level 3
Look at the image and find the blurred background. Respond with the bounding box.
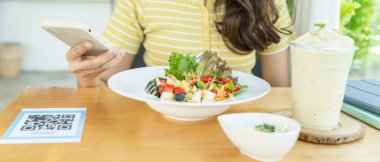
[0,0,379,110]
[0,0,114,109]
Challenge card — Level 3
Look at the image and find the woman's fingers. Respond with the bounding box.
[70,49,120,73]
[75,54,124,77]
[99,50,125,69]
[76,68,107,78]
[66,41,92,62]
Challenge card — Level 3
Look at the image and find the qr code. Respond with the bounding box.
[20,114,75,131]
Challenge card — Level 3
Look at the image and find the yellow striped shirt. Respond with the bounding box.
[103,0,296,73]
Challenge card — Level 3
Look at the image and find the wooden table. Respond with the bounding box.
[0,87,379,162]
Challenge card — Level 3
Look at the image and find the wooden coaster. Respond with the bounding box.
[272,111,366,145]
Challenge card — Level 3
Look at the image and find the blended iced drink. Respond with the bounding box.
[290,28,356,130]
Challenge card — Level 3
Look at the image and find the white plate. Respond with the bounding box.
[108,66,271,121]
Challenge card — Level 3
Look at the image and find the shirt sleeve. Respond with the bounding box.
[103,0,144,54]
[260,0,297,55]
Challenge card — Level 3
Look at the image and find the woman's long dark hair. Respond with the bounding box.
[214,0,292,54]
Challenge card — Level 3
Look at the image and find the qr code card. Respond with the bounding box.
[0,108,86,144]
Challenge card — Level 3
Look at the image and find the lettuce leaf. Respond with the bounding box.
[196,50,232,78]
[164,52,198,80]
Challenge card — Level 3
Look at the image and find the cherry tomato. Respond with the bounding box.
[211,88,218,94]
[224,87,232,93]
[162,85,174,93]
[160,80,167,86]
[219,77,232,84]
[201,75,214,83]
[234,85,241,92]
[173,87,186,95]
[190,80,198,86]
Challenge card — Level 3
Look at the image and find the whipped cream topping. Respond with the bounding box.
[292,28,355,51]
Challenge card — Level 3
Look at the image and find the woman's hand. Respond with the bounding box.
[66,41,125,87]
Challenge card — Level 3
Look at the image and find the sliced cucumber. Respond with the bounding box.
[145,78,158,95]
[225,82,235,91]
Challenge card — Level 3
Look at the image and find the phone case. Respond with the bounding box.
[41,21,113,56]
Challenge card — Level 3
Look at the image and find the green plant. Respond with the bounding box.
[341,0,377,67]
[286,0,295,16]
[340,0,361,29]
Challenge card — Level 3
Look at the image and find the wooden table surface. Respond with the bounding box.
[0,87,379,162]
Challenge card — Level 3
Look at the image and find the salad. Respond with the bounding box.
[145,50,247,102]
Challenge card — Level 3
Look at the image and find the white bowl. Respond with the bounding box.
[218,113,301,162]
[108,66,271,121]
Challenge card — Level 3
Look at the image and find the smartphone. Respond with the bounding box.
[41,21,113,56]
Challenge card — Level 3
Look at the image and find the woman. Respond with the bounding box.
[66,0,296,87]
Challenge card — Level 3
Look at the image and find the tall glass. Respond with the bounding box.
[290,29,356,130]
